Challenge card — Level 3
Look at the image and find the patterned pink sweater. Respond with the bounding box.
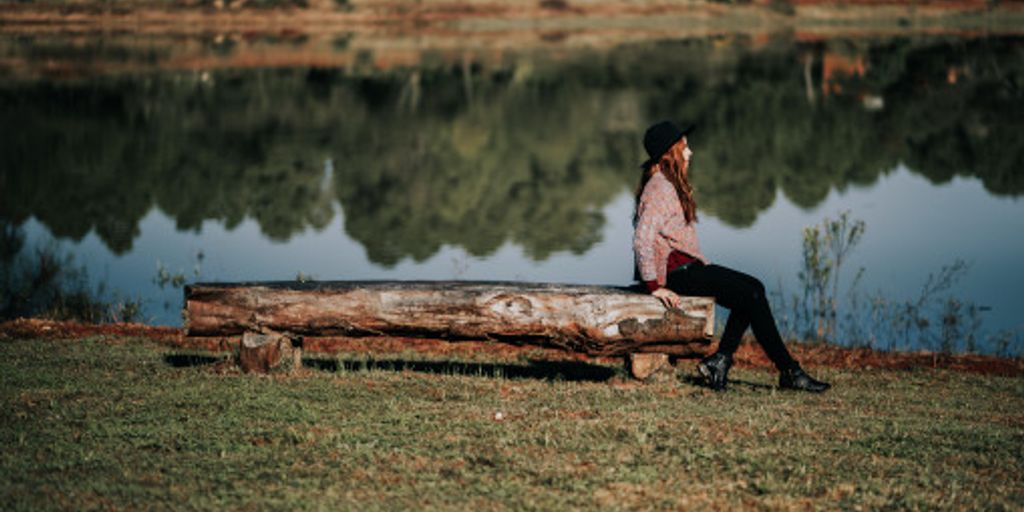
[633,171,708,292]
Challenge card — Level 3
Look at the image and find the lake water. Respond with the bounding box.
[2,30,1022,354]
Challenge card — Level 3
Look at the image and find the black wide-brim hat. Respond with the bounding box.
[641,120,694,168]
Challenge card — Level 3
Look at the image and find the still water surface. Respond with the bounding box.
[2,32,1022,353]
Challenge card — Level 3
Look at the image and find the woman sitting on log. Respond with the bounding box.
[633,121,830,393]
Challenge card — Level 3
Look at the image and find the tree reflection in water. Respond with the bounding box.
[0,36,1020,264]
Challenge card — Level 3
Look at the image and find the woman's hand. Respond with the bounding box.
[651,287,681,310]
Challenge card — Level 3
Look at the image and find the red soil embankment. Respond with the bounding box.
[2,318,1020,377]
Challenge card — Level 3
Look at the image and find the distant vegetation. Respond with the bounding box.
[1,36,1021,264]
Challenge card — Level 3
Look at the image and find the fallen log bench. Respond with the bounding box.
[183,281,716,379]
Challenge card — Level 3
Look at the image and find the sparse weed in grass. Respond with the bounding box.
[1,337,1022,510]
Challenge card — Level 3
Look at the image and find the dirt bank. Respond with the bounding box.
[1,0,1020,38]
[3,0,1021,81]
[2,317,1020,376]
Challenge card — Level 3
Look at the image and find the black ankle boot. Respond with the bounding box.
[697,353,733,392]
[779,367,831,393]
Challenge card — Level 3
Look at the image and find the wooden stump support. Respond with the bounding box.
[238,331,304,374]
[626,352,673,381]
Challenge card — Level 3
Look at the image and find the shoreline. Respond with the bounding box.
[2,317,1020,376]
[2,0,1022,80]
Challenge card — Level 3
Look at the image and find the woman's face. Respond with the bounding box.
[680,137,693,162]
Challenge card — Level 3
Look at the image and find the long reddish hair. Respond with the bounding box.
[633,138,698,225]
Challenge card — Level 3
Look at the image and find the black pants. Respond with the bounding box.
[666,262,798,371]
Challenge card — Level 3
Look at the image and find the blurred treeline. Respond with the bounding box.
[1,35,1020,264]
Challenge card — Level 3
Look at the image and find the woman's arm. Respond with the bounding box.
[633,182,671,291]
[633,201,663,289]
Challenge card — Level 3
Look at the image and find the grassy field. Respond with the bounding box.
[1,337,1022,510]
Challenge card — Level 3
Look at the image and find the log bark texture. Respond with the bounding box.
[185,281,715,357]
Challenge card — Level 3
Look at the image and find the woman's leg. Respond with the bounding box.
[666,263,798,371]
